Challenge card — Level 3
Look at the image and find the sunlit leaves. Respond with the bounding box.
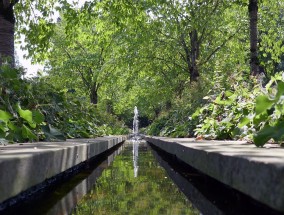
[255,95,274,115]
[254,121,284,147]
[0,110,12,122]
[17,104,36,128]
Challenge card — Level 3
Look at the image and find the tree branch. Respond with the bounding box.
[200,26,242,66]
[63,48,91,89]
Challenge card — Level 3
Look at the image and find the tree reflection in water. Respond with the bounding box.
[72,141,199,215]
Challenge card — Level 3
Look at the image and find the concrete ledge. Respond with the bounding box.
[145,136,284,212]
[0,136,127,204]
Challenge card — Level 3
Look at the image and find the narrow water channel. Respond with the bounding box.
[71,140,199,215]
[2,139,281,215]
[2,140,199,215]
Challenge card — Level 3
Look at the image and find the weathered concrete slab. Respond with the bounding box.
[0,136,127,204]
[145,136,284,212]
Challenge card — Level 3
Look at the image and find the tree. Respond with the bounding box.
[140,0,243,84]
[249,0,260,75]
[0,0,18,65]
[0,0,74,67]
[45,6,118,105]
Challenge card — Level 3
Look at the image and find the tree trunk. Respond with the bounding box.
[189,29,199,82]
[180,29,200,83]
[249,0,259,76]
[0,0,16,66]
[90,83,98,105]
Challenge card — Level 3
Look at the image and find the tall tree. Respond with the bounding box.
[249,0,260,75]
[0,0,18,65]
[45,6,117,105]
[1,0,70,67]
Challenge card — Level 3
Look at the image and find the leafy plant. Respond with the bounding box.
[0,66,45,142]
[193,72,284,147]
[246,73,284,146]
[192,73,260,141]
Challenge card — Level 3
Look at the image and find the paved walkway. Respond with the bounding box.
[145,136,284,213]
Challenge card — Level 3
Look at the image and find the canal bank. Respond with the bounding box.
[0,136,127,210]
[145,136,284,213]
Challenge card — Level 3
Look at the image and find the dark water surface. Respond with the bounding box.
[72,140,199,215]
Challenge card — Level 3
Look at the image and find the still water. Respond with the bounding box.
[72,140,199,215]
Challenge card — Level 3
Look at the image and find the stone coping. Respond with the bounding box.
[0,136,127,204]
[145,136,284,213]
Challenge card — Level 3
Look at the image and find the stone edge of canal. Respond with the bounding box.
[145,136,284,214]
[0,136,127,212]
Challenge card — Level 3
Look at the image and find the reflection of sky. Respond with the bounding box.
[15,0,88,77]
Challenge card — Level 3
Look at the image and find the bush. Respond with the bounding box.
[192,72,284,147]
[0,66,128,144]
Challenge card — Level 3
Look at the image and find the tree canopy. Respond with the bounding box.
[1,0,284,146]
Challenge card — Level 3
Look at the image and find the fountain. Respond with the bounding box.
[133,106,139,137]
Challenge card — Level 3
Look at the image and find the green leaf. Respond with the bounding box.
[17,105,36,128]
[253,113,269,126]
[238,117,250,128]
[1,67,18,79]
[253,121,284,147]
[0,122,7,132]
[7,121,16,131]
[275,81,284,100]
[225,90,233,97]
[255,95,274,115]
[253,125,274,147]
[0,110,12,122]
[32,110,45,124]
[191,108,201,119]
[42,125,66,141]
[22,125,37,141]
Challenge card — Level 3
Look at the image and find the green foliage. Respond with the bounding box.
[146,80,209,137]
[0,66,45,142]
[192,72,284,146]
[0,65,128,144]
[8,0,284,147]
[252,74,284,146]
[192,72,260,141]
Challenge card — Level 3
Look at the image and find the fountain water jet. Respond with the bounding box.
[133,106,139,137]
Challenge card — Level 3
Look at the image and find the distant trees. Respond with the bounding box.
[1,0,284,121]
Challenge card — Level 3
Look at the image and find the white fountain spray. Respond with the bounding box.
[133,106,139,136]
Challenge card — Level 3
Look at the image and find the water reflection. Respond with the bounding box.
[132,139,139,177]
[72,141,199,215]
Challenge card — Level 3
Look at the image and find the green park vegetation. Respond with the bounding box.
[1,0,284,146]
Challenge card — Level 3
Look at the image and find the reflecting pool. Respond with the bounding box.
[72,140,199,215]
